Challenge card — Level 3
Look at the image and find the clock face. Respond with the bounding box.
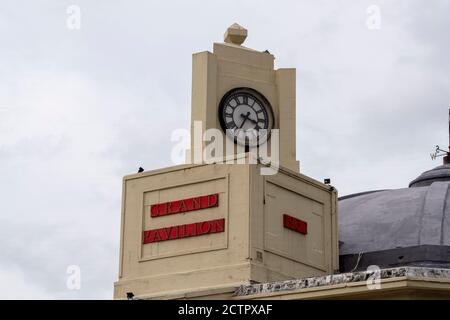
[218,88,274,147]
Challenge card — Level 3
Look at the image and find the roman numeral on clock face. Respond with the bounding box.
[226,120,236,128]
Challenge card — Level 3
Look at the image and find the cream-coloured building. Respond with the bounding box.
[113,24,450,300]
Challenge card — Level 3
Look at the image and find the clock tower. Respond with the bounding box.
[114,24,339,300]
[189,23,299,172]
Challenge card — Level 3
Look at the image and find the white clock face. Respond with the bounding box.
[219,88,274,147]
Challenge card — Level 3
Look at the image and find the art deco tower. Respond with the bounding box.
[114,24,338,299]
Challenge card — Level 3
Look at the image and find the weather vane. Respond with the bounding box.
[430,109,450,164]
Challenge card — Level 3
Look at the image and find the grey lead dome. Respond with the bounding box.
[409,164,450,187]
[339,164,450,272]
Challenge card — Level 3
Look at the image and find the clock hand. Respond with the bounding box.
[247,117,258,124]
[239,112,251,129]
[245,116,262,130]
[240,112,251,119]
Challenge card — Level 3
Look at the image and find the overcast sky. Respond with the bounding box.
[1,0,449,299]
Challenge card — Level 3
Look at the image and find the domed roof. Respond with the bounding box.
[409,164,450,187]
[338,165,450,271]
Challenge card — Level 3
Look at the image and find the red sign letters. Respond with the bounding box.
[143,218,225,244]
[150,194,219,217]
[283,214,307,235]
[144,194,223,244]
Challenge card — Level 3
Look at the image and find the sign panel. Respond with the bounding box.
[143,193,224,245]
[150,194,219,217]
[140,176,228,261]
[143,218,225,244]
[283,214,307,235]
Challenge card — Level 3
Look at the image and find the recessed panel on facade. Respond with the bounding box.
[264,181,326,271]
[140,177,228,261]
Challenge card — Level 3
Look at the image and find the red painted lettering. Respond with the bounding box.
[208,194,218,207]
[283,214,307,235]
[142,218,226,244]
[149,193,220,218]
[185,223,197,237]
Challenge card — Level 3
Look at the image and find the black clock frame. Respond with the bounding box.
[218,87,275,147]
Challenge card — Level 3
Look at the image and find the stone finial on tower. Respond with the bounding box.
[224,23,247,45]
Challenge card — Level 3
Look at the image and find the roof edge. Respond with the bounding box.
[339,245,450,272]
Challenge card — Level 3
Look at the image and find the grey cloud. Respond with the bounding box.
[0,0,449,298]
